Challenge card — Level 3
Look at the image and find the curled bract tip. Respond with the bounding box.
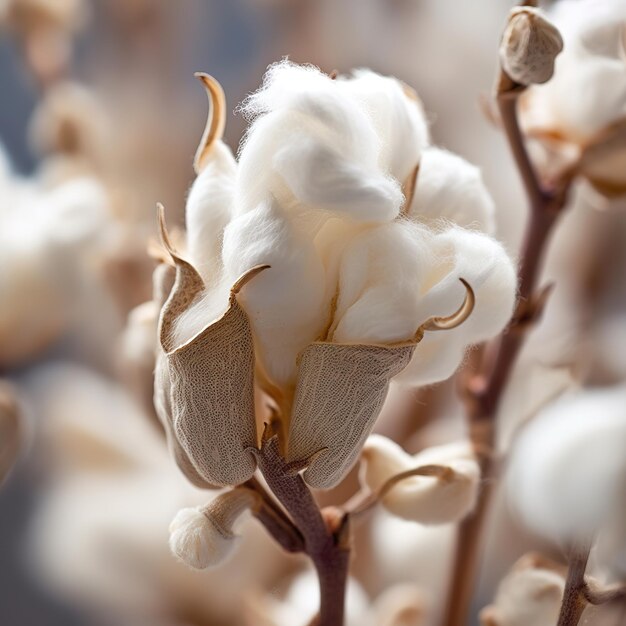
[230,264,271,296]
[193,72,227,174]
[421,278,475,332]
[156,202,177,257]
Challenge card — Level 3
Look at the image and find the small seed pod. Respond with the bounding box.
[169,488,258,570]
[499,7,563,86]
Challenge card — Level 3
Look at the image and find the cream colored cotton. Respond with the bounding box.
[508,386,626,543]
[361,435,480,524]
[169,488,256,570]
[480,554,565,626]
[394,226,517,387]
[409,146,496,234]
[520,0,626,193]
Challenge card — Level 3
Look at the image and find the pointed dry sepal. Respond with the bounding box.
[169,488,258,570]
[154,205,266,487]
[499,6,563,87]
[358,435,481,524]
[0,382,22,486]
[193,72,226,174]
[285,280,475,490]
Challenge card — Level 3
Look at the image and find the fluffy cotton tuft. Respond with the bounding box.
[169,506,236,570]
[361,435,480,524]
[508,386,626,543]
[236,60,404,222]
[186,141,237,286]
[409,146,496,234]
[222,197,327,388]
[339,68,430,184]
[331,221,433,345]
[394,226,517,387]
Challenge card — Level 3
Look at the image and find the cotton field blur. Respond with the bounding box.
[1,1,626,626]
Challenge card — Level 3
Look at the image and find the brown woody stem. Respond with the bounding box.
[442,75,569,626]
[557,540,593,626]
[251,432,350,626]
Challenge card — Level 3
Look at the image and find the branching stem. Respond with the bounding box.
[442,75,569,626]
[251,432,350,626]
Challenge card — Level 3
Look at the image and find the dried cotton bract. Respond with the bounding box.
[499,7,563,86]
[360,435,480,524]
[157,61,516,491]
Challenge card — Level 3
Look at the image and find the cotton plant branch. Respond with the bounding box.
[249,425,351,626]
[442,16,571,626]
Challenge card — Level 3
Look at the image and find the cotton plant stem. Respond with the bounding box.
[442,83,568,626]
[252,432,350,626]
[557,540,593,626]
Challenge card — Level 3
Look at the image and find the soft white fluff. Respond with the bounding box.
[339,69,430,184]
[508,386,626,543]
[222,197,327,387]
[409,146,496,234]
[186,141,237,286]
[480,558,565,626]
[522,0,626,143]
[236,61,403,222]
[394,226,517,387]
[331,221,432,344]
[169,507,235,570]
[361,435,480,524]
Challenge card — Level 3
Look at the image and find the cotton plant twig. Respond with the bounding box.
[249,425,351,626]
[442,49,571,626]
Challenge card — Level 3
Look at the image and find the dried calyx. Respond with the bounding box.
[499,6,563,86]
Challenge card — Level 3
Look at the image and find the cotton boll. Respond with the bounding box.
[340,69,430,184]
[370,510,455,618]
[507,387,626,544]
[394,227,516,387]
[521,0,626,144]
[361,435,480,524]
[186,141,236,286]
[409,147,496,234]
[222,197,327,388]
[332,221,432,345]
[479,554,565,626]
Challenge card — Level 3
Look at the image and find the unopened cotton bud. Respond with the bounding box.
[499,7,563,86]
[169,489,257,570]
[480,554,565,626]
[361,435,480,524]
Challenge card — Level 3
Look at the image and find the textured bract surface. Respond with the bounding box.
[155,219,257,487]
[287,342,415,489]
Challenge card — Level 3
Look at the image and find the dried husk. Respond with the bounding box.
[286,341,416,489]
[499,7,563,86]
[154,209,261,487]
